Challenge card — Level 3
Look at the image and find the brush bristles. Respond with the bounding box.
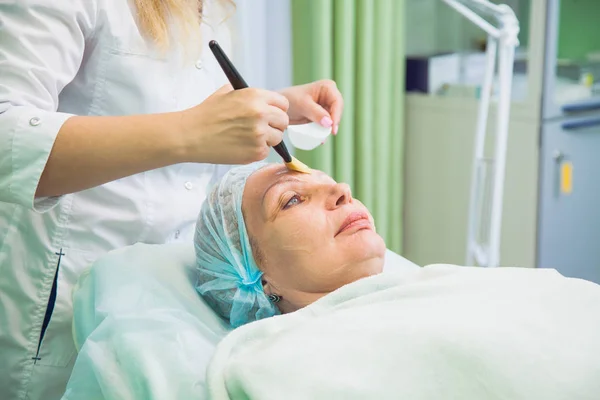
[285,157,312,174]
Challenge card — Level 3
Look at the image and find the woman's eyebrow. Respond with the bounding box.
[262,176,302,204]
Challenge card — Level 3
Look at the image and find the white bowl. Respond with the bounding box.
[286,122,332,151]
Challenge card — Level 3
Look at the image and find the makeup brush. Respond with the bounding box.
[208,40,311,174]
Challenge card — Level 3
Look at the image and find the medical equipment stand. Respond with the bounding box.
[440,0,519,267]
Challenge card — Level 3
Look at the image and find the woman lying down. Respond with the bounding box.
[198,162,600,400]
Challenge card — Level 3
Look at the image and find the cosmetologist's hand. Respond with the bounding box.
[179,84,290,164]
[279,79,344,135]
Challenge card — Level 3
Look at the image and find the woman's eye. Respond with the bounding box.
[283,195,303,209]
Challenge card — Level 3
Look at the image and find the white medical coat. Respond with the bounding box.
[0,1,233,399]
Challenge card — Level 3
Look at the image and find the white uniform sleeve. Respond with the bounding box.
[0,1,97,211]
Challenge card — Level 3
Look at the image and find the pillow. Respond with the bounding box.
[65,243,230,400]
[71,242,230,350]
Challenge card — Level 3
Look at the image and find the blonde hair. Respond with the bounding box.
[134,0,234,50]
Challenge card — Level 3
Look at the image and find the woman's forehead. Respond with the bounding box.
[253,163,332,186]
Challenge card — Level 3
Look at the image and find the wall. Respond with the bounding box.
[406,0,479,56]
[232,0,292,90]
[557,0,600,60]
[406,0,530,56]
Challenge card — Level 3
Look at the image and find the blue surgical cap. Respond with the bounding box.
[194,162,280,328]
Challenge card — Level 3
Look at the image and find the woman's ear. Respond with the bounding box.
[262,278,274,296]
[262,275,285,300]
[262,277,284,306]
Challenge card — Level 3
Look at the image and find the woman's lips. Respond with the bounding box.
[336,211,372,236]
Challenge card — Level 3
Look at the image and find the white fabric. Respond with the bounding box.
[63,242,230,400]
[207,266,600,400]
[0,1,233,399]
[62,243,417,399]
[384,248,420,271]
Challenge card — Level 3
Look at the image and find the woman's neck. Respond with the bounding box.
[278,291,331,314]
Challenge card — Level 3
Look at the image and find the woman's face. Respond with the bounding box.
[242,164,385,310]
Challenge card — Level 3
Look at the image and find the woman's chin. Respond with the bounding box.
[341,228,386,263]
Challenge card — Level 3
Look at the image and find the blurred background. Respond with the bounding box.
[230,0,600,285]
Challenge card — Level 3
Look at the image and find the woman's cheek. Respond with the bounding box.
[278,212,324,254]
[279,226,314,253]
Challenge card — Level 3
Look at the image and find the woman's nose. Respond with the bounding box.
[326,183,352,209]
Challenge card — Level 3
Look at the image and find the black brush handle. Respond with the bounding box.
[272,142,293,163]
[209,40,292,163]
[209,40,248,89]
